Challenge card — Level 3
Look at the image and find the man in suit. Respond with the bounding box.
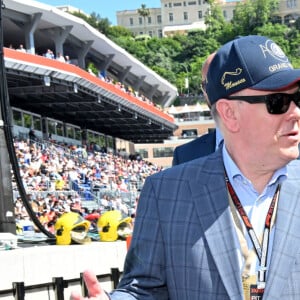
[172,128,220,165]
[72,35,300,299]
[172,52,222,166]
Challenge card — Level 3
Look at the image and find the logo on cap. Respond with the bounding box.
[221,68,245,90]
[260,40,287,62]
[260,40,292,73]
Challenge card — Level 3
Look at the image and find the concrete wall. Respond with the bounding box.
[0,241,127,299]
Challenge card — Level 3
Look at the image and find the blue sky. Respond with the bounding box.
[37,0,161,25]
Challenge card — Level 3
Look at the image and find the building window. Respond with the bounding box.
[184,2,187,6]
[32,115,41,131]
[13,109,22,126]
[198,0,201,4]
[149,31,153,37]
[136,149,148,159]
[157,15,162,23]
[23,113,32,129]
[174,2,182,6]
[66,125,75,139]
[158,29,163,38]
[56,122,64,136]
[75,128,81,140]
[169,13,174,22]
[148,16,152,24]
[130,18,133,25]
[198,10,203,18]
[169,2,172,7]
[153,147,174,158]
[286,0,296,8]
[139,17,143,25]
[184,12,188,20]
[104,136,112,149]
[223,10,227,18]
[48,120,63,136]
[182,129,198,138]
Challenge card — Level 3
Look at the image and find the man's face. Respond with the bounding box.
[221,84,300,167]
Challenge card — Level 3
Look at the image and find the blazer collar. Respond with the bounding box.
[190,150,243,299]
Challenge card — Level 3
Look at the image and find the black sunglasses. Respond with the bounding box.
[226,88,300,115]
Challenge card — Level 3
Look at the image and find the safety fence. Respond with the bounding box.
[0,268,121,300]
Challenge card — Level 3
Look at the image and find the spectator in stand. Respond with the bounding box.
[16,44,26,53]
[65,55,71,64]
[44,49,54,59]
[88,68,96,76]
[39,210,50,228]
[70,198,82,214]
[28,128,37,142]
[56,52,66,63]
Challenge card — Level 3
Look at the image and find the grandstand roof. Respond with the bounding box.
[2,0,179,143]
[2,0,178,108]
[5,49,177,143]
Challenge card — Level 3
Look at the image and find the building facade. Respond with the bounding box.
[117,8,164,38]
[276,0,300,25]
[117,0,300,38]
[134,103,216,167]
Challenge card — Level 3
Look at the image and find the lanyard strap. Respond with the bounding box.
[225,171,280,287]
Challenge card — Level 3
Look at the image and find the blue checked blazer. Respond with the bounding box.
[110,148,300,300]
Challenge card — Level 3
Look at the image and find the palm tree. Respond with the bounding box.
[138,4,150,35]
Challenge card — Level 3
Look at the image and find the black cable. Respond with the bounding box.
[0,1,55,239]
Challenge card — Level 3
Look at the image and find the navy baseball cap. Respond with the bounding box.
[206,35,300,105]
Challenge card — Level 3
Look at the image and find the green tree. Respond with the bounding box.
[71,0,300,102]
[256,23,300,67]
[137,4,150,35]
[204,0,234,44]
[71,11,111,35]
[107,26,134,41]
[231,0,279,36]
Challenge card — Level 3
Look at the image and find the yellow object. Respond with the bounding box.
[55,212,91,245]
[55,179,65,190]
[97,210,132,242]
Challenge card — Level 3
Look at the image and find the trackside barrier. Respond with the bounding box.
[12,282,24,300]
[2,269,121,300]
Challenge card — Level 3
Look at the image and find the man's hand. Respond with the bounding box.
[70,270,109,300]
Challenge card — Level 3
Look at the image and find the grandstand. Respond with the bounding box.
[0,2,179,297]
[0,0,180,232]
[3,0,178,144]
[0,0,179,235]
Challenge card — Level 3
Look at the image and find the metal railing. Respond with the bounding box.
[0,268,121,300]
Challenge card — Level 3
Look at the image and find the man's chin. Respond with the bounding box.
[282,147,300,161]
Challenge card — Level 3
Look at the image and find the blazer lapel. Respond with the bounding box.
[264,162,300,298]
[190,151,243,299]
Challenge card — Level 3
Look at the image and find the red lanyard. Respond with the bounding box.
[225,171,280,287]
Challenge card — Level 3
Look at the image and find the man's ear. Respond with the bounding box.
[216,99,240,132]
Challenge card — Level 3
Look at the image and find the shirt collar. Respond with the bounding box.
[223,146,287,187]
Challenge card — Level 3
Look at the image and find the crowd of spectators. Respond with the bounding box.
[7,42,167,235]
[13,136,162,234]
